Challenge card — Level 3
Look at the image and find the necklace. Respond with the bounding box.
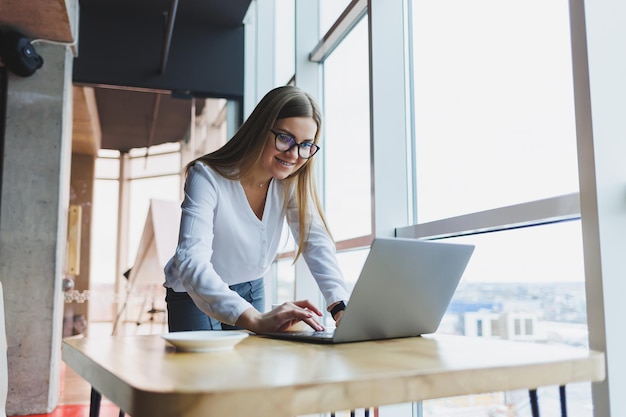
[243,179,269,189]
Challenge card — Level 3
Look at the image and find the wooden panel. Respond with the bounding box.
[72,86,101,155]
[0,0,74,42]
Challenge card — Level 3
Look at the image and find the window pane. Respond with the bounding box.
[336,248,369,291]
[323,18,371,241]
[276,0,295,84]
[90,178,119,321]
[92,151,121,322]
[320,0,352,36]
[427,221,591,415]
[129,152,181,179]
[128,142,180,158]
[412,0,579,222]
[273,259,296,305]
[95,156,119,180]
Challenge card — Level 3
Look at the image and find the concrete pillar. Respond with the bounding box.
[0,40,74,415]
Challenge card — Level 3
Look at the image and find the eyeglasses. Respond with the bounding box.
[270,129,320,159]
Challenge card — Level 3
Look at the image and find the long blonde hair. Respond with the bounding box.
[188,86,332,261]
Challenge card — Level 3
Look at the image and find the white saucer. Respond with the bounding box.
[162,330,249,352]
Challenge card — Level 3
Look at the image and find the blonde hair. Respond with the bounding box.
[189,86,332,261]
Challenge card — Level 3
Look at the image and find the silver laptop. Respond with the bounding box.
[263,237,475,344]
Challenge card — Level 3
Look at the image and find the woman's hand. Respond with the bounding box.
[235,300,324,334]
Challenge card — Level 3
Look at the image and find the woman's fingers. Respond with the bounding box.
[266,300,324,332]
[290,299,323,316]
[301,316,324,331]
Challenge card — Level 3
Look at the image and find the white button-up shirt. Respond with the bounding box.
[164,162,349,325]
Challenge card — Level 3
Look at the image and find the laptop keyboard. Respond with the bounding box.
[291,330,335,338]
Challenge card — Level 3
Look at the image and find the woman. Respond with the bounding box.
[164,86,349,334]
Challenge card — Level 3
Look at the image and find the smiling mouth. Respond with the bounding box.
[276,157,296,167]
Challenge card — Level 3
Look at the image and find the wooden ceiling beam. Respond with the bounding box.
[0,0,77,45]
[72,86,102,155]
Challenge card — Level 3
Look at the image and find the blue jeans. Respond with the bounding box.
[166,278,265,332]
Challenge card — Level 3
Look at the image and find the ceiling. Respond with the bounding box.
[0,0,251,153]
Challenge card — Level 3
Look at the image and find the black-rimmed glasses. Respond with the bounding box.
[270,129,320,159]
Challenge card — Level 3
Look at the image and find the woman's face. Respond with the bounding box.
[259,116,318,180]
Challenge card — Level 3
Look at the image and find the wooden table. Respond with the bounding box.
[62,333,605,417]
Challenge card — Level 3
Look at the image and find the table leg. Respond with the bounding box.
[89,387,102,417]
[529,389,540,417]
[328,408,370,416]
[559,385,567,417]
[330,409,367,416]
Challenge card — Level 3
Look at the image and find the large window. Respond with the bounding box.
[411,0,578,222]
[323,16,371,242]
[127,145,181,262]
[270,2,371,305]
[90,152,120,321]
[405,0,590,415]
[90,144,181,323]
